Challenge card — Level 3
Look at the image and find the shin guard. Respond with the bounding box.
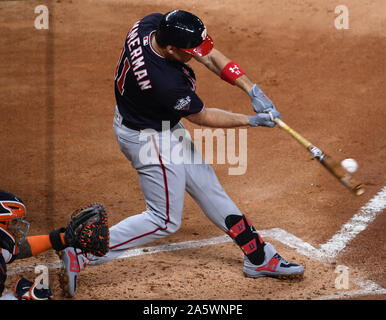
[225,215,265,265]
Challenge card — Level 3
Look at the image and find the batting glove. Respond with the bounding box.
[248,110,280,127]
[248,84,280,118]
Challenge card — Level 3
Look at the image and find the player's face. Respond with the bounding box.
[8,218,30,244]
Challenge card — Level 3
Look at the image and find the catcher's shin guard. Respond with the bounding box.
[225,214,265,265]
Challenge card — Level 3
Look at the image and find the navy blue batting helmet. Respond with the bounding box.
[156,10,214,57]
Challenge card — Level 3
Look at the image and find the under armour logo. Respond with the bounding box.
[229,66,242,75]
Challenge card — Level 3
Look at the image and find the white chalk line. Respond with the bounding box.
[7,186,386,299]
[316,280,386,300]
[319,185,386,259]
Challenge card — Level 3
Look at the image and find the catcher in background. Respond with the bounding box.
[0,190,109,300]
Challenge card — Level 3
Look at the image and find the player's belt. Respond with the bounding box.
[122,118,179,132]
[122,118,141,131]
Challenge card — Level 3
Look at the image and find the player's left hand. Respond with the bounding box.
[248,110,280,127]
[64,203,110,257]
[248,84,280,118]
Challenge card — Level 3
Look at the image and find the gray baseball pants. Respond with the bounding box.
[88,107,243,265]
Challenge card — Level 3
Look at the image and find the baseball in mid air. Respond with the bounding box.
[341,158,358,173]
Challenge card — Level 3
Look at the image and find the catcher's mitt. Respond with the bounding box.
[64,203,109,257]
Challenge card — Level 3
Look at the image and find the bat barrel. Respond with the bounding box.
[274,117,365,196]
[320,154,365,196]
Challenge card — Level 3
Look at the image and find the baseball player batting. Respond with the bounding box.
[58,10,304,297]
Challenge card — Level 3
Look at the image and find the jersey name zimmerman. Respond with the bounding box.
[123,21,152,91]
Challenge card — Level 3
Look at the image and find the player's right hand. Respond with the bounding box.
[13,277,54,300]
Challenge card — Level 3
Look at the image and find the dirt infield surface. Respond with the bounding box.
[0,0,385,304]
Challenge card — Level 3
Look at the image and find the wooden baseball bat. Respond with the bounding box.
[273,118,365,196]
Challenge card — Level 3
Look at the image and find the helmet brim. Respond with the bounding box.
[181,34,214,57]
